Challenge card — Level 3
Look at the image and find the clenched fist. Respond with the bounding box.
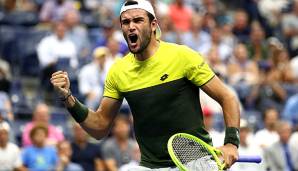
[50,71,71,98]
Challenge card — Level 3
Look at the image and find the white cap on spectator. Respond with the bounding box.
[120,0,161,39]
[0,121,10,132]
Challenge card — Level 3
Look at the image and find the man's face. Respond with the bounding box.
[113,119,130,140]
[34,104,50,123]
[0,129,8,145]
[32,129,47,147]
[120,9,155,54]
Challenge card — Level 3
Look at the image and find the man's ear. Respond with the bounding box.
[151,19,158,32]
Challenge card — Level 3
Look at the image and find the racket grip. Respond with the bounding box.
[237,156,262,163]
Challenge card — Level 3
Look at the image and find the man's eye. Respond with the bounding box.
[134,19,143,23]
[122,20,129,25]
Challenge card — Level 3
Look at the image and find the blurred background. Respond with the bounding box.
[0,0,297,170]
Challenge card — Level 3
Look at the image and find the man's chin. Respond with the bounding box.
[129,46,140,54]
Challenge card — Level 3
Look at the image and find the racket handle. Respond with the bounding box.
[237,156,262,163]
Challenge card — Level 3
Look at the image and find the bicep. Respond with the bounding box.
[96,97,122,121]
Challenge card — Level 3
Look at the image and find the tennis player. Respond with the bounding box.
[51,0,240,170]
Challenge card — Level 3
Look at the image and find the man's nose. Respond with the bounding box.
[129,22,136,32]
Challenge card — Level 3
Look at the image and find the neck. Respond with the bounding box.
[0,142,7,148]
[35,143,45,148]
[135,39,159,61]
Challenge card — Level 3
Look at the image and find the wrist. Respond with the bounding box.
[67,98,89,123]
[224,127,240,148]
[60,89,72,101]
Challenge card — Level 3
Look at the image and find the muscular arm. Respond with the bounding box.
[201,76,240,168]
[65,96,122,140]
[201,76,240,129]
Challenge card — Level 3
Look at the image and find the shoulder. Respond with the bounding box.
[79,63,95,72]
[49,124,63,133]
[39,35,54,45]
[7,143,20,151]
[22,146,35,154]
[159,41,198,60]
[161,41,187,51]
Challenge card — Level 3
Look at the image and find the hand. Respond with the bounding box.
[217,143,239,169]
[59,155,70,166]
[50,71,70,98]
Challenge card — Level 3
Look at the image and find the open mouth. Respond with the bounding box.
[128,34,138,44]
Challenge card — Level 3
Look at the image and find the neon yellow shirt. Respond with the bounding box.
[104,41,215,168]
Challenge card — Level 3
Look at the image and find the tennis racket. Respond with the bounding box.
[167,133,262,171]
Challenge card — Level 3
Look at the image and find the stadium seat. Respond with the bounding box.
[16,28,49,76]
[88,27,104,49]
[0,26,18,66]
[80,12,99,28]
[0,11,39,26]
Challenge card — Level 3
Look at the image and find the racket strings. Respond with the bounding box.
[172,136,219,170]
[172,136,210,164]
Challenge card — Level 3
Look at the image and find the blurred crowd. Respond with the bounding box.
[0,0,298,170]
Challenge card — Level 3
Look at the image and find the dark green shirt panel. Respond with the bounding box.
[122,78,212,168]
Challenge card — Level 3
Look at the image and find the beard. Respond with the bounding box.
[124,26,152,54]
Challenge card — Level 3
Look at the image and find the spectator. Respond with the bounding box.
[39,0,75,22]
[247,21,269,62]
[202,107,224,147]
[258,0,290,28]
[56,140,83,171]
[37,21,77,95]
[269,47,296,84]
[291,55,298,79]
[159,14,181,43]
[63,10,91,60]
[94,21,128,56]
[119,141,141,171]
[251,49,288,111]
[232,9,250,43]
[220,15,238,51]
[282,94,298,126]
[207,26,233,62]
[0,60,11,93]
[230,119,264,171]
[281,0,298,57]
[180,14,211,55]
[0,110,15,143]
[264,121,295,171]
[78,47,108,110]
[227,43,259,106]
[0,121,24,171]
[102,115,136,170]
[289,131,298,170]
[22,103,64,147]
[206,46,227,78]
[22,124,58,171]
[105,38,123,72]
[168,0,193,32]
[0,92,14,121]
[71,123,104,171]
[254,107,280,149]
[149,0,169,17]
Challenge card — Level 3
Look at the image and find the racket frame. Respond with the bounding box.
[167,133,225,171]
